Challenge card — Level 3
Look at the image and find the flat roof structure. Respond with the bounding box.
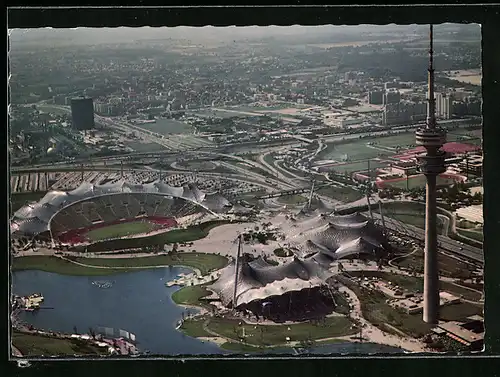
[438,321,484,346]
[456,204,483,224]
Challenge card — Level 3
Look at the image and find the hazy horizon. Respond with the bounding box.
[9,23,480,46]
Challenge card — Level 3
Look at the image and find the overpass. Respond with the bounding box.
[256,182,333,199]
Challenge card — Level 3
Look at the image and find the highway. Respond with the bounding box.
[367,212,483,263]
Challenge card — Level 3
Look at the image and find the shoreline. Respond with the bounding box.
[11,253,220,277]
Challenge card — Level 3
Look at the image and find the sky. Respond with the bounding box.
[9,24,480,46]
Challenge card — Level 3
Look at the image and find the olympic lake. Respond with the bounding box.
[12,268,405,356]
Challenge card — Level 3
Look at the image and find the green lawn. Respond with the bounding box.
[439,302,483,322]
[206,316,357,347]
[326,160,387,175]
[171,284,212,307]
[81,220,231,253]
[278,194,308,205]
[86,221,157,241]
[375,212,444,234]
[316,186,364,203]
[321,140,386,161]
[457,228,484,242]
[12,331,108,356]
[179,318,212,338]
[12,253,228,276]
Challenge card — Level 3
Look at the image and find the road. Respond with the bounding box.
[368,212,483,263]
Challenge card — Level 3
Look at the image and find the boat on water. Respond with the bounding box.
[92,280,114,289]
[23,293,44,311]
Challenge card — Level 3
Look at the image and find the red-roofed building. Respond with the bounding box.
[393,142,481,161]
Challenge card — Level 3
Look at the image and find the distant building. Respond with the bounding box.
[369,90,384,105]
[382,101,426,126]
[383,90,401,105]
[435,93,453,120]
[70,97,95,130]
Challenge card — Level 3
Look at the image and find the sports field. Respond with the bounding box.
[326,160,387,174]
[86,221,157,241]
[381,175,458,190]
[321,130,481,162]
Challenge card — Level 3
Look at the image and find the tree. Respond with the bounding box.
[73,325,78,335]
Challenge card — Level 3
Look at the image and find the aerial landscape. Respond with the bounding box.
[8,23,483,358]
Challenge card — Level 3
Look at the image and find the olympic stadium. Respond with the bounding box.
[10,179,234,247]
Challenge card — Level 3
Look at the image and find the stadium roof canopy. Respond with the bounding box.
[10,180,232,237]
[209,255,334,307]
[287,212,390,260]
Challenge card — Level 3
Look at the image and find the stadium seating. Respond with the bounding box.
[46,190,212,245]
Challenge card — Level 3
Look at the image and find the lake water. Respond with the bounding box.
[12,268,404,356]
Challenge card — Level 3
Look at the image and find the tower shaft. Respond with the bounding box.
[423,175,440,323]
[415,24,446,325]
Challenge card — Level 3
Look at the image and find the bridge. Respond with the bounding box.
[256,182,332,199]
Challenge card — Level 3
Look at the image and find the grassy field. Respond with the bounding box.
[206,316,357,347]
[439,302,483,322]
[179,318,212,338]
[316,185,364,203]
[86,221,158,242]
[326,160,387,175]
[171,284,212,307]
[81,220,231,252]
[376,212,445,234]
[12,331,108,356]
[321,140,388,161]
[457,228,484,242]
[383,175,458,190]
[12,253,228,276]
[320,131,481,165]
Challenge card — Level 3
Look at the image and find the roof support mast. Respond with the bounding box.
[232,234,242,310]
